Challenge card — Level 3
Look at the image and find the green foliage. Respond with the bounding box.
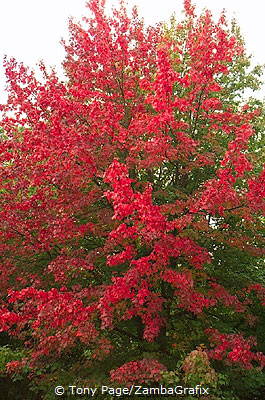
[0,345,25,374]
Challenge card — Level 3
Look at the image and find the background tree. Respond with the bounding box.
[0,0,264,399]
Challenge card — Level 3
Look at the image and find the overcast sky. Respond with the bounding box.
[0,0,264,102]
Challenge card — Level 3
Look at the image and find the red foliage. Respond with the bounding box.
[206,329,265,370]
[0,0,264,384]
[110,359,167,385]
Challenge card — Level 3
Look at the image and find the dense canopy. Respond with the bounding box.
[0,1,264,399]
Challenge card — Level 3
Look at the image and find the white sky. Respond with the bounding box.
[0,0,264,103]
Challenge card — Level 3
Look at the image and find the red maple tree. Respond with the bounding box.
[0,0,264,395]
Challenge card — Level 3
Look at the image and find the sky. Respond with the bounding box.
[0,0,264,102]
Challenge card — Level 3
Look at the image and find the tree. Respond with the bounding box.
[0,0,264,398]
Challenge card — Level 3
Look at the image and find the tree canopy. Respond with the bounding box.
[0,1,264,399]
